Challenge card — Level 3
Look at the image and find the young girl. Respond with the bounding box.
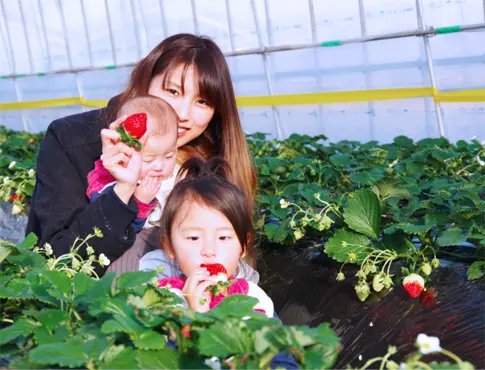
[141,157,273,315]
[86,95,178,233]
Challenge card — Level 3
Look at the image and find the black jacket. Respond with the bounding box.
[26,102,139,272]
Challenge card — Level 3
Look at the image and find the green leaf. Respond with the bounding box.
[343,189,381,239]
[135,348,180,369]
[76,272,115,304]
[467,261,485,280]
[25,309,69,331]
[39,270,71,296]
[350,170,384,185]
[133,330,167,350]
[0,245,14,263]
[0,318,36,345]
[15,233,38,250]
[324,229,374,263]
[208,295,260,319]
[199,322,252,357]
[100,347,140,370]
[329,154,352,166]
[101,314,145,335]
[29,340,87,367]
[427,361,468,370]
[33,325,71,346]
[397,221,436,235]
[7,355,50,369]
[72,272,95,295]
[372,180,412,200]
[437,227,471,246]
[116,271,157,291]
[393,135,414,148]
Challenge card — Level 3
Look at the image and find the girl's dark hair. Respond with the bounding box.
[160,157,255,266]
[106,33,256,209]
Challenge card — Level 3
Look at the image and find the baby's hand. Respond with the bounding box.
[134,175,162,204]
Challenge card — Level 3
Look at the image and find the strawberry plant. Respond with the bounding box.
[0,233,341,369]
[1,125,484,299]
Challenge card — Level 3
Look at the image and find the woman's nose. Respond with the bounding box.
[176,98,191,122]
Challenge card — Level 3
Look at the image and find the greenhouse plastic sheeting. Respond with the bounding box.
[0,0,484,143]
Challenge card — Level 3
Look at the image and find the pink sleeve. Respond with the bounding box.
[157,277,186,290]
[86,160,116,199]
[134,197,158,219]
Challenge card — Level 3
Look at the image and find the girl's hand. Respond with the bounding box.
[134,175,162,204]
[182,268,216,313]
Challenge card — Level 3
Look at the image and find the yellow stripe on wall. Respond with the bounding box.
[0,88,484,111]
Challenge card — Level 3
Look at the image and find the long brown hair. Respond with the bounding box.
[161,157,255,266]
[109,33,256,208]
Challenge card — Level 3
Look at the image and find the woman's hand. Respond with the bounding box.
[100,115,142,203]
[182,268,216,313]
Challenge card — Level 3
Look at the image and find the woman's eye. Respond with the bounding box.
[187,236,199,241]
[166,88,179,96]
[196,99,208,106]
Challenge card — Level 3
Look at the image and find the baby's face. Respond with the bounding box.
[139,130,177,181]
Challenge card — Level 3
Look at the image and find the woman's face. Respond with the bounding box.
[148,64,216,149]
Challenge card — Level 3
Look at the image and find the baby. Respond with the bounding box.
[86,95,178,232]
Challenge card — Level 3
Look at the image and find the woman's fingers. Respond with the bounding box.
[100,143,133,162]
[103,153,130,168]
[109,114,127,130]
[101,115,128,152]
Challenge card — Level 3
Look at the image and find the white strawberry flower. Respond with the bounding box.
[8,161,16,169]
[279,199,289,209]
[3,176,10,184]
[476,155,485,166]
[416,333,441,354]
[28,169,35,177]
[11,204,22,215]
[99,253,110,266]
[44,243,53,256]
[388,159,399,168]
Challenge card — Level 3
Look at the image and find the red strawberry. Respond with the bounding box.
[28,139,35,146]
[116,113,147,151]
[8,193,23,203]
[200,263,228,282]
[123,113,147,139]
[181,324,191,338]
[403,273,425,298]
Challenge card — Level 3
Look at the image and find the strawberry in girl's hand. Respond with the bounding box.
[200,263,228,282]
[201,263,230,296]
[116,113,147,151]
[403,273,425,298]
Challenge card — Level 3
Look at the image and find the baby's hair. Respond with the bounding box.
[160,157,255,265]
[116,94,178,136]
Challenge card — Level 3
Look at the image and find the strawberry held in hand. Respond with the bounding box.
[116,113,147,151]
[403,273,425,298]
[200,263,228,283]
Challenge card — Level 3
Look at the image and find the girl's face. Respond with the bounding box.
[148,64,216,149]
[166,199,244,278]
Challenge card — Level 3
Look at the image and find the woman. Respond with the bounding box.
[26,33,257,279]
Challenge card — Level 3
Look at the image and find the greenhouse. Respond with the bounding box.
[0,0,484,369]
